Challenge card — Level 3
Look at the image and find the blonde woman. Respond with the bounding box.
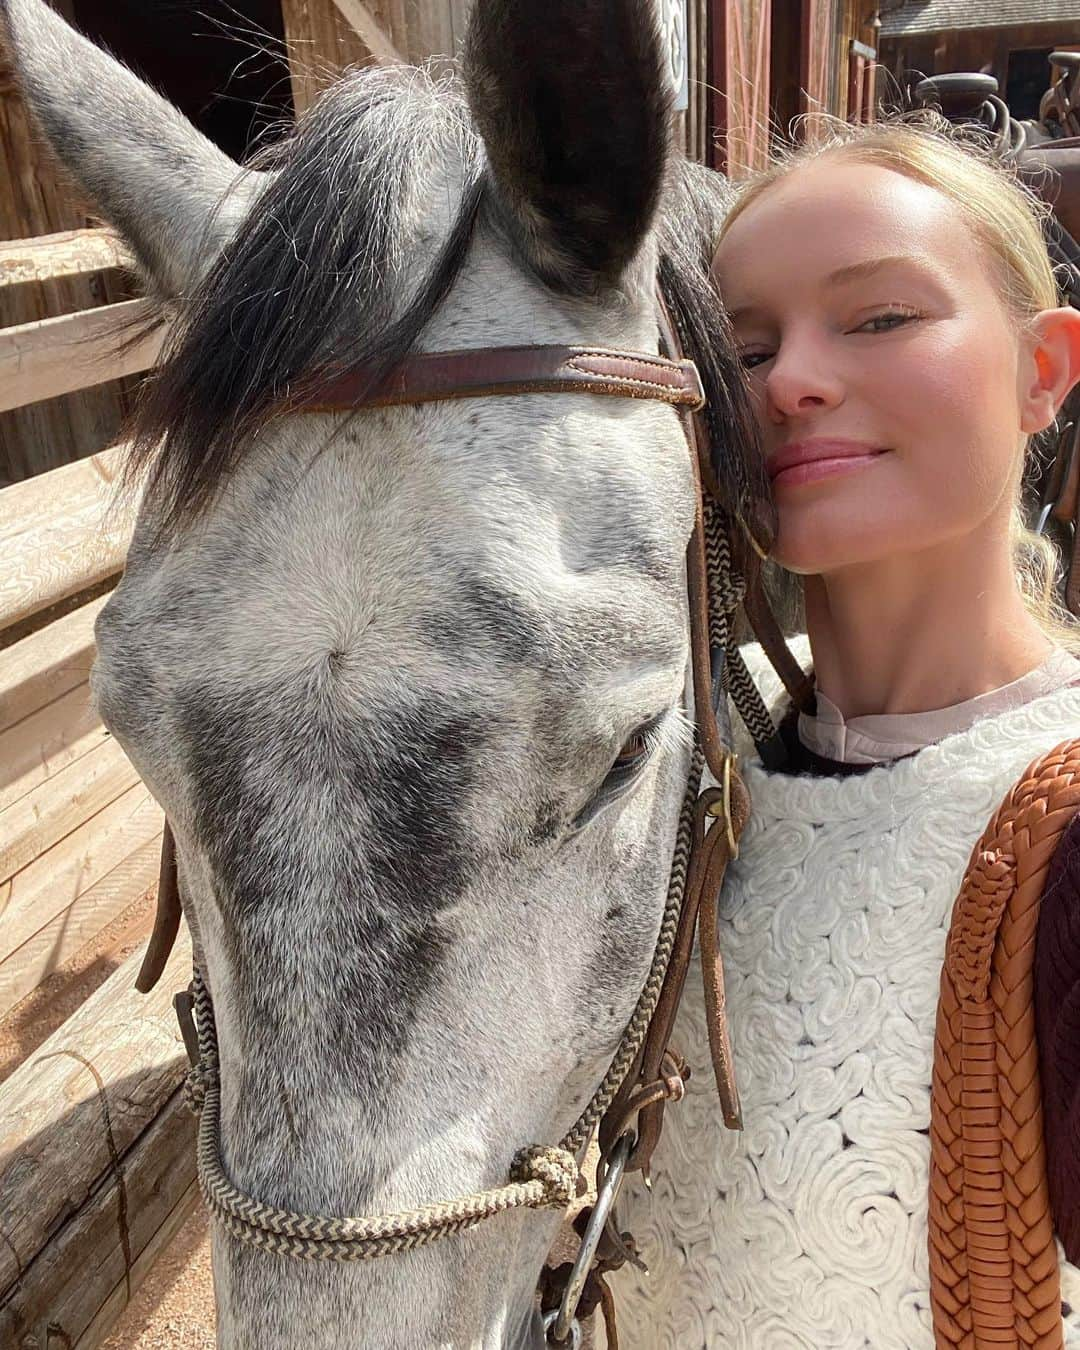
[612,121,1080,1348]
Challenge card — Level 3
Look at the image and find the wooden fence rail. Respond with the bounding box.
[0,297,160,414]
[0,443,136,633]
[0,227,134,290]
[0,934,196,1348]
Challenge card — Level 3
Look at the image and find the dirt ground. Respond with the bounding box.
[102,1207,216,1349]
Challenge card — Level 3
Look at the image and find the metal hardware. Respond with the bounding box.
[549,1133,634,1343]
[542,1308,582,1349]
[707,753,739,859]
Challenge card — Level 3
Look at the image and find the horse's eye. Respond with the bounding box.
[569,715,669,836]
[602,716,665,791]
[613,727,653,770]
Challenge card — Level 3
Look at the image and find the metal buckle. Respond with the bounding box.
[678,359,707,412]
[706,753,740,860]
[546,1132,634,1344]
[542,1310,582,1349]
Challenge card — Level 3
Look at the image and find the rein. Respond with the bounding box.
[138,297,796,1345]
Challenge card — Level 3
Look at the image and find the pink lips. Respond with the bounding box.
[766,438,888,488]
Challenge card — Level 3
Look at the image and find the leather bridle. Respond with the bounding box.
[136,293,801,1347]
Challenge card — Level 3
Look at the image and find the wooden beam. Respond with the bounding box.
[0,680,107,814]
[0,733,140,884]
[0,227,135,290]
[0,445,135,634]
[0,442,124,546]
[0,831,161,1019]
[330,0,406,64]
[0,932,198,1347]
[0,593,107,734]
[0,783,163,969]
[0,297,162,414]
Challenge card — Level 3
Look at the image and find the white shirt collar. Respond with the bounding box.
[798,649,1080,765]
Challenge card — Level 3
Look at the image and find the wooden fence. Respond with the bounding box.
[0,231,198,1349]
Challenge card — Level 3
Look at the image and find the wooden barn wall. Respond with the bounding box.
[715,0,774,176]
[282,0,473,113]
[880,22,1080,108]
[0,6,131,486]
[803,0,840,118]
[284,0,715,162]
[710,0,867,176]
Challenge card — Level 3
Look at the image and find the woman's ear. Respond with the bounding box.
[1020,307,1080,434]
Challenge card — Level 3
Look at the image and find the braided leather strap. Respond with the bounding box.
[930,739,1080,1348]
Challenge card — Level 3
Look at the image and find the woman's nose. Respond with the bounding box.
[764,338,844,422]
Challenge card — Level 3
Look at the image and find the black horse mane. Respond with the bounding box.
[126,63,766,548]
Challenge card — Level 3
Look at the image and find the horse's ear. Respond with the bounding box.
[0,0,263,296]
[463,0,672,294]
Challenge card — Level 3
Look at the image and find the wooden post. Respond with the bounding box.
[0,932,198,1349]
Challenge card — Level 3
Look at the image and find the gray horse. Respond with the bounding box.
[1,0,764,1344]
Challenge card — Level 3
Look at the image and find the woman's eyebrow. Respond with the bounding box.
[725,254,945,325]
[826,255,939,285]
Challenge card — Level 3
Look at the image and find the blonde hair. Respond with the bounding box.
[720,115,1077,652]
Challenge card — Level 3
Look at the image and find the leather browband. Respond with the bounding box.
[304,345,706,412]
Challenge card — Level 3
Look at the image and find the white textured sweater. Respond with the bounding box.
[612,643,1080,1349]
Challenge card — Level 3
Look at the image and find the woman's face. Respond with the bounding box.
[713,160,1030,575]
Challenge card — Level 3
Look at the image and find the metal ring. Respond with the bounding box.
[720,754,739,859]
[549,1132,634,1343]
[542,1309,582,1349]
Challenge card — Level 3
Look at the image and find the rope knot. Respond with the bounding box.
[510,1145,579,1207]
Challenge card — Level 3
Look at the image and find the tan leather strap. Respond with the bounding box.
[930,738,1080,1349]
[305,345,706,413]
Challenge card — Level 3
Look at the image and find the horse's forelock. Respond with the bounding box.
[125,64,485,538]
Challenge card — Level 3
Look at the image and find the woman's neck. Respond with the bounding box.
[803,530,1053,720]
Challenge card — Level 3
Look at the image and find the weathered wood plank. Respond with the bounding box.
[0,784,163,968]
[0,445,134,633]
[0,25,135,483]
[0,442,125,547]
[0,831,161,1021]
[280,0,376,115]
[403,0,453,63]
[0,680,107,814]
[0,228,135,290]
[0,298,160,414]
[0,594,105,734]
[330,0,405,63]
[446,0,471,53]
[0,931,196,1340]
[0,734,139,884]
[76,1180,203,1349]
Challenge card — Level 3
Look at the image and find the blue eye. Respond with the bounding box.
[855,310,919,334]
[739,350,773,370]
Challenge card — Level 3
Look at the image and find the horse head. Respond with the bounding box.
[0,0,764,1343]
